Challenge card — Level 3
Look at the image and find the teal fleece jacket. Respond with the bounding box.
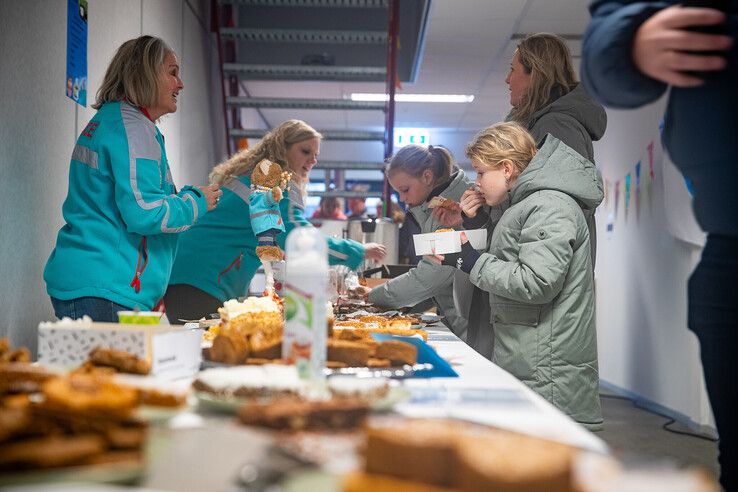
[45,102,208,310]
[169,177,365,301]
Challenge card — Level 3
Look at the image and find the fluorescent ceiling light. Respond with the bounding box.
[350,93,475,103]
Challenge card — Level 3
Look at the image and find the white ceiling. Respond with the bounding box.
[240,0,593,166]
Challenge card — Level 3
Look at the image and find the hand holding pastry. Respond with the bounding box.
[432,206,463,228]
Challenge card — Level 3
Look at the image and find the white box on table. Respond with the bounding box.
[412,229,487,256]
[37,320,201,380]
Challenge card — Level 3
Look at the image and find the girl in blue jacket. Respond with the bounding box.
[165,120,386,322]
[44,36,221,322]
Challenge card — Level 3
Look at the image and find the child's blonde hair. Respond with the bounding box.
[210,119,322,186]
[465,122,537,178]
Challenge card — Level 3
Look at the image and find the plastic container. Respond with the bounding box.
[282,227,328,380]
[116,311,163,324]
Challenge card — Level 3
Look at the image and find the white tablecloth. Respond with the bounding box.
[394,323,608,454]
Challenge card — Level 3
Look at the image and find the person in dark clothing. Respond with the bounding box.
[398,211,421,265]
[582,2,736,489]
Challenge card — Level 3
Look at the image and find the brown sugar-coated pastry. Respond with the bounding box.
[0,434,107,471]
[0,347,31,363]
[73,360,118,377]
[244,357,285,366]
[0,406,29,443]
[372,327,428,342]
[88,347,151,375]
[326,360,348,369]
[104,426,148,450]
[374,340,417,366]
[41,374,138,419]
[383,319,413,330]
[1,393,31,410]
[367,358,392,368]
[333,327,371,341]
[0,362,57,386]
[136,387,187,408]
[0,362,58,396]
[0,338,30,363]
[237,396,369,431]
[327,340,371,367]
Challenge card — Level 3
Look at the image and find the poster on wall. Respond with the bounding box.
[66,0,88,106]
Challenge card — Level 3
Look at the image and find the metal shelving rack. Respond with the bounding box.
[211,0,399,211]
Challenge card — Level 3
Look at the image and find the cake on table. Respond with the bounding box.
[208,295,284,364]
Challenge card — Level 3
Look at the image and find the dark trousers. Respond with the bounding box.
[164,284,223,323]
[688,234,738,491]
[50,296,132,323]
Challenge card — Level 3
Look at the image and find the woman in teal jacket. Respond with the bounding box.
[165,120,386,321]
[433,123,604,430]
[44,36,221,322]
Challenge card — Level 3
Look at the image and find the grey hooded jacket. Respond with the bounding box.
[526,83,606,266]
[469,136,604,430]
[527,83,607,163]
[368,170,474,339]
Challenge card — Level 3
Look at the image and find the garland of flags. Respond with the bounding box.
[602,137,658,237]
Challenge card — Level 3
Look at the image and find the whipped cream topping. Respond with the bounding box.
[39,315,93,329]
[219,296,280,321]
[196,365,302,392]
[327,375,389,396]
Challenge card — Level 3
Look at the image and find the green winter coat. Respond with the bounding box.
[468,136,604,430]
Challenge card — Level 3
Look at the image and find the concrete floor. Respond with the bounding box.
[598,391,720,481]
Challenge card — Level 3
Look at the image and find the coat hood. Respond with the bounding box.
[511,135,603,212]
[529,84,607,142]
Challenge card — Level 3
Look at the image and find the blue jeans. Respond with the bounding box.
[688,235,738,491]
[50,297,132,323]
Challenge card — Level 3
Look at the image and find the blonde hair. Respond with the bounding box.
[507,33,578,125]
[93,36,171,110]
[465,122,537,178]
[386,144,455,187]
[210,120,323,186]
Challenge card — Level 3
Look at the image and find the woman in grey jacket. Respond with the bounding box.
[433,123,604,430]
[506,33,606,265]
[367,145,474,340]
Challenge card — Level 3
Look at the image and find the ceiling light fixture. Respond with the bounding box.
[349,93,475,103]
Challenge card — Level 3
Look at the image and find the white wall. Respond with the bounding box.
[593,98,714,429]
[0,0,226,351]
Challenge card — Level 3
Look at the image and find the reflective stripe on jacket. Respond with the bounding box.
[170,178,365,302]
[44,102,207,310]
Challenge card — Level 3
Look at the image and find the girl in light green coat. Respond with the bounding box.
[432,122,603,430]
